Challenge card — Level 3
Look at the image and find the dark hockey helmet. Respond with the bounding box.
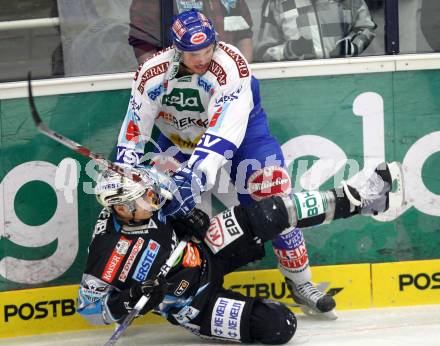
[170,8,216,51]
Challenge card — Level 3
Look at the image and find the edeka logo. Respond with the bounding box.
[162,88,205,112]
[3,299,76,322]
[281,92,440,221]
[0,159,79,284]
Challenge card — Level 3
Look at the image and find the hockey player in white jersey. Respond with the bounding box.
[114,8,393,319]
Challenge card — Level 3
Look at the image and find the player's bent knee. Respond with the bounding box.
[250,299,297,344]
[245,196,291,241]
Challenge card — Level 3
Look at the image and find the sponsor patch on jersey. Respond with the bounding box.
[196,133,237,154]
[162,88,205,112]
[208,102,231,132]
[214,86,242,107]
[156,110,208,130]
[125,119,140,143]
[208,60,227,85]
[173,305,200,324]
[80,276,108,304]
[273,228,308,271]
[138,62,169,94]
[132,239,160,282]
[177,75,193,83]
[205,209,244,254]
[211,297,245,340]
[170,133,202,151]
[209,106,223,128]
[147,219,158,229]
[92,208,111,239]
[118,238,145,282]
[101,237,133,283]
[197,76,214,94]
[174,280,190,296]
[247,166,291,201]
[115,146,143,166]
[93,219,108,238]
[147,83,165,101]
[129,94,142,112]
[115,238,131,255]
[182,243,201,267]
[218,42,249,78]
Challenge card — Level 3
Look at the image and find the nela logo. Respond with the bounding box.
[162,88,205,112]
[0,159,79,284]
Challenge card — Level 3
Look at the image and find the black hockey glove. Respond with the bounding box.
[112,277,168,317]
[284,37,314,59]
[171,208,210,240]
[329,37,359,57]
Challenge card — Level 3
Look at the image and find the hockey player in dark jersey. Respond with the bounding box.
[77,161,403,344]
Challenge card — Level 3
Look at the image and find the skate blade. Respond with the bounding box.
[387,161,405,211]
[299,305,338,320]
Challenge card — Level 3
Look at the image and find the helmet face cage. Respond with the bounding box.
[95,165,173,215]
[95,172,144,207]
[171,9,216,52]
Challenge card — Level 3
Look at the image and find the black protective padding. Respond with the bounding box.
[250,299,297,344]
[237,196,291,242]
[332,187,357,219]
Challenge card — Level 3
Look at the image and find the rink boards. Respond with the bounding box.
[0,258,439,338]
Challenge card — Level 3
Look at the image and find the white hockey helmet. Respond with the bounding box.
[95,169,148,209]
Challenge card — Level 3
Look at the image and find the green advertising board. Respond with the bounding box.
[0,70,439,291]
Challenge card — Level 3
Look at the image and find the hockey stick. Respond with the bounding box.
[27,73,172,201]
[104,238,188,346]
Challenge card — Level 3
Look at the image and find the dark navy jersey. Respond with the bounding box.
[78,208,219,325]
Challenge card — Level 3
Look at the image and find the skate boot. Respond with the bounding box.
[285,278,337,320]
[342,162,404,215]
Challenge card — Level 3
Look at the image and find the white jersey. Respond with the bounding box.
[116,42,255,187]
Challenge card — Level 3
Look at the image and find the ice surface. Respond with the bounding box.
[2,305,439,346]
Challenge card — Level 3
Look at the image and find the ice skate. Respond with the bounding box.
[343,162,404,215]
[285,279,337,320]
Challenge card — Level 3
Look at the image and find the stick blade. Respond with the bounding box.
[27,72,43,127]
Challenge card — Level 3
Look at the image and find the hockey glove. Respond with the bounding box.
[113,277,168,317]
[329,37,359,57]
[284,37,314,59]
[170,208,211,240]
[159,167,205,221]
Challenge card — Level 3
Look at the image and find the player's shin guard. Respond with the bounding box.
[272,227,311,283]
[272,192,339,318]
[272,227,337,319]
